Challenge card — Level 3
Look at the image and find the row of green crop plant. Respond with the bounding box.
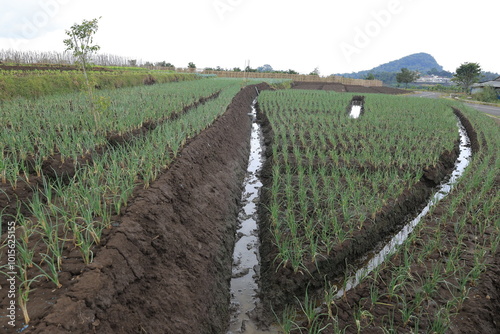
[0,81,243,324]
[258,90,459,272]
[0,78,239,188]
[0,69,197,99]
[276,102,499,333]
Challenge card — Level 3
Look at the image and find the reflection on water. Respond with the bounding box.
[337,117,472,297]
[350,105,362,118]
[228,99,280,334]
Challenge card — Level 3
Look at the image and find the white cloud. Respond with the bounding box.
[0,0,498,74]
[0,0,77,40]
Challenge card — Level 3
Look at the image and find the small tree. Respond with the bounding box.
[155,61,174,68]
[309,67,320,76]
[63,17,101,90]
[452,62,482,94]
[188,62,196,69]
[257,64,273,72]
[365,73,376,80]
[245,65,257,72]
[64,17,108,134]
[396,68,419,88]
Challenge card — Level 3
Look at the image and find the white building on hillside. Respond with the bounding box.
[415,75,451,84]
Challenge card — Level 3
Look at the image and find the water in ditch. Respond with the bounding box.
[228,101,471,331]
[349,96,365,119]
[349,105,362,118]
[335,117,472,297]
[227,99,280,334]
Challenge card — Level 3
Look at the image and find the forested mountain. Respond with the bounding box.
[337,53,452,84]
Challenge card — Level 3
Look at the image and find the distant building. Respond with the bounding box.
[415,75,451,84]
[471,76,500,96]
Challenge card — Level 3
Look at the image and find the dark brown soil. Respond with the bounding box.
[105,90,221,147]
[291,81,409,94]
[0,83,270,333]
[321,199,500,334]
[448,248,500,334]
[0,91,222,229]
[322,170,499,333]
[256,104,500,333]
[345,85,382,94]
[445,113,500,333]
[256,106,460,321]
[291,82,346,92]
[371,86,411,95]
[1,83,496,333]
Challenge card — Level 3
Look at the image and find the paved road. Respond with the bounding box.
[409,91,500,118]
[463,103,500,118]
[410,91,442,99]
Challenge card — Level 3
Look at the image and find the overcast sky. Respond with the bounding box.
[0,0,498,75]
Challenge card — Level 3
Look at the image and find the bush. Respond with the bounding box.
[473,86,499,103]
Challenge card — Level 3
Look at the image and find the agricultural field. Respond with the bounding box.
[0,74,498,334]
[0,78,239,218]
[256,90,499,333]
[0,62,196,99]
[0,77,270,333]
[257,90,458,272]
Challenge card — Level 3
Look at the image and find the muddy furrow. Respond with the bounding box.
[0,91,221,226]
[256,106,462,319]
[326,109,488,333]
[21,83,270,334]
[291,81,408,95]
[105,90,221,147]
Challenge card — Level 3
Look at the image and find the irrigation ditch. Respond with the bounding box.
[348,96,365,119]
[252,98,482,332]
[227,98,263,333]
[1,81,496,333]
[228,97,280,334]
[226,91,477,333]
[0,83,270,333]
[334,109,473,298]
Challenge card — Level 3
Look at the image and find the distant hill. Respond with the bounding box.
[337,53,451,84]
[368,52,442,73]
